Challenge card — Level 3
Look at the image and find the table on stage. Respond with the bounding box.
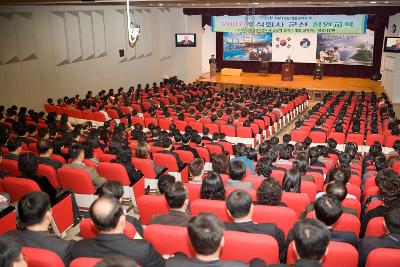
[221,68,243,76]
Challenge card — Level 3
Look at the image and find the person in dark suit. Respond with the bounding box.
[37,139,62,170]
[224,190,285,256]
[310,119,326,134]
[285,56,294,64]
[111,145,142,185]
[179,35,194,45]
[3,138,22,161]
[357,203,400,267]
[313,59,323,80]
[0,235,28,267]
[71,196,165,267]
[209,54,216,64]
[157,138,184,169]
[6,192,73,265]
[151,182,191,227]
[177,132,200,158]
[166,213,264,267]
[271,219,329,267]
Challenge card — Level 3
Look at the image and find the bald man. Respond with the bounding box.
[71,197,165,267]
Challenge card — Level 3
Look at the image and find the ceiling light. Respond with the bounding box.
[271,2,275,4]
[253,2,260,4]
[191,3,195,5]
[158,3,163,6]
[307,1,311,3]
[236,2,241,4]
[177,3,181,5]
[205,3,210,5]
[149,3,153,5]
[385,1,389,2]
[344,1,349,3]
[370,1,376,3]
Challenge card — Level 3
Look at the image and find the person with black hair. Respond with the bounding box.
[226,160,252,189]
[308,147,325,168]
[151,182,191,226]
[52,137,69,161]
[63,144,107,188]
[310,119,326,133]
[94,255,138,267]
[0,150,9,178]
[276,145,293,165]
[111,145,142,185]
[177,132,200,158]
[99,181,144,237]
[271,219,329,267]
[14,124,33,145]
[257,177,287,207]
[212,153,229,175]
[157,138,184,169]
[71,197,165,266]
[282,168,301,193]
[358,202,400,267]
[225,190,285,256]
[188,158,205,184]
[4,139,22,161]
[6,192,73,265]
[37,139,62,170]
[200,172,226,201]
[157,174,176,195]
[0,235,27,267]
[166,213,259,267]
[232,143,255,174]
[326,138,339,156]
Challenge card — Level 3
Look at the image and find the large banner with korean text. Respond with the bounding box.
[213,15,368,34]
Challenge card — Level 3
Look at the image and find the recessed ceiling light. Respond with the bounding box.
[344,1,349,3]
[205,3,210,5]
[158,3,163,6]
[271,2,275,3]
[307,1,311,3]
[253,2,260,4]
[149,3,153,5]
[370,1,376,3]
[384,1,389,2]
[236,2,241,4]
[177,3,181,5]
[191,3,195,5]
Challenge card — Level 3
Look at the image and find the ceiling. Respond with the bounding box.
[0,0,399,7]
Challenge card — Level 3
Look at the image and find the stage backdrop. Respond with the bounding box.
[223,30,374,65]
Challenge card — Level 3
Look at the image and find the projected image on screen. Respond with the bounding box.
[384,37,400,52]
[223,32,273,61]
[175,34,196,47]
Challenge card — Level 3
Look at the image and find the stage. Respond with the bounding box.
[197,72,384,100]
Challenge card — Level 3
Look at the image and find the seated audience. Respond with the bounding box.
[37,139,62,170]
[282,168,301,193]
[177,132,200,158]
[257,177,287,207]
[357,203,400,267]
[0,150,9,178]
[189,158,205,184]
[135,139,164,175]
[63,144,107,189]
[226,161,252,189]
[6,192,73,265]
[166,213,262,267]
[212,153,230,175]
[71,196,165,266]
[157,174,176,195]
[111,145,142,185]
[157,138,184,169]
[225,189,285,255]
[94,255,138,267]
[200,172,226,201]
[276,145,293,165]
[151,182,191,226]
[255,157,273,178]
[0,235,28,267]
[4,139,22,161]
[232,143,255,174]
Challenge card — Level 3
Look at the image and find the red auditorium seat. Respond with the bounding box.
[137,195,169,225]
[57,168,97,210]
[80,218,136,239]
[184,183,201,203]
[365,248,400,267]
[309,131,327,143]
[385,135,400,148]
[346,133,364,146]
[252,205,297,237]
[2,177,41,202]
[327,132,346,144]
[366,200,384,213]
[220,125,236,137]
[82,110,95,121]
[93,112,106,122]
[22,247,65,267]
[194,147,211,162]
[159,118,172,130]
[51,192,74,238]
[281,192,310,218]
[271,169,285,185]
[1,159,21,177]
[290,130,307,143]
[0,206,16,234]
[174,150,195,164]
[307,212,360,236]
[204,123,220,134]
[131,116,145,126]
[341,198,361,218]
[144,224,280,264]
[132,157,165,179]
[287,241,358,267]
[144,118,158,128]
[106,109,119,119]
[50,154,67,165]
[205,143,223,154]
[365,216,386,237]
[366,134,384,146]
[153,153,189,183]
[300,181,318,201]
[98,153,116,162]
[175,120,188,132]
[37,164,60,188]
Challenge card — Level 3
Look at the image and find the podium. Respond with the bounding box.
[259,61,269,76]
[281,63,294,81]
[210,63,217,79]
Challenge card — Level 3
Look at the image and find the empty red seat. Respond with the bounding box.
[174,150,195,164]
[37,164,60,189]
[366,134,384,146]
[93,112,106,122]
[309,131,327,143]
[327,132,346,144]
[290,130,307,143]
[346,133,364,145]
[136,195,169,225]
[281,192,310,218]
[2,177,41,202]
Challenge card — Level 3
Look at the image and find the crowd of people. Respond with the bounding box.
[0,80,399,267]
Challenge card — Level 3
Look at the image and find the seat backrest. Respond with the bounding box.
[174,150,195,164]
[366,134,384,146]
[191,199,231,222]
[2,177,41,202]
[93,112,106,122]
[136,195,169,225]
[365,248,400,267]
[194,147,211,162]
[37,164,60,188]
[281,192,310,218]
[50,154,67,165]
[287,241,358,267]
[80,218,136,239]
[300,181,318,201]
[290,130,307,143]
[365,216,386,237]
[0,206,16,234]
[51,192,74,237]
[252,205,297,237]
[328,132,346,144]
[174,120,188,132]
[346,133,365,145]
[132,157,157,178]
[341,198,361,218]
[153,153,179,171]
[158,118,172,130]
[22,247,65,267]
[98,153,116,162]
[334,213,361,236]
[184,183,202,203]
[310,131,327,143]
[1,159,21,177]
[220,125,236,137]
[205,144,223,155]
[82,110,95,121]
[97,162,130,186]
[204,123,220,134]
[57,168,96,194]
[271,169,285,185]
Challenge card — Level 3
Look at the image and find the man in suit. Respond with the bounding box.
[188,158,205,184]
[62,144,107,189]
[224,190,285,256]
[209,54,216,64]
[179,35,194,45]
[285,55,294,64]
[357,203,400,267]
[177,132,200,158]
[37,139,62,170]
[151,182,191,227]
[271,219,329,267]
[71,196,165,267]
[157,138,185,169]
[313,59,323,80]
[166,213,264,267]
[6,192,73,265]
[310,119,326,134]
[3,138,22,161]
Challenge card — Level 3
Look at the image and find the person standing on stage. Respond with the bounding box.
[285,55,294,64]
[209,55,216,64]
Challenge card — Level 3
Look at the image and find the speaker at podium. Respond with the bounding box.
[281,63,294,81]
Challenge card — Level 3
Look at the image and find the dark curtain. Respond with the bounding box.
[185,7,400,78]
